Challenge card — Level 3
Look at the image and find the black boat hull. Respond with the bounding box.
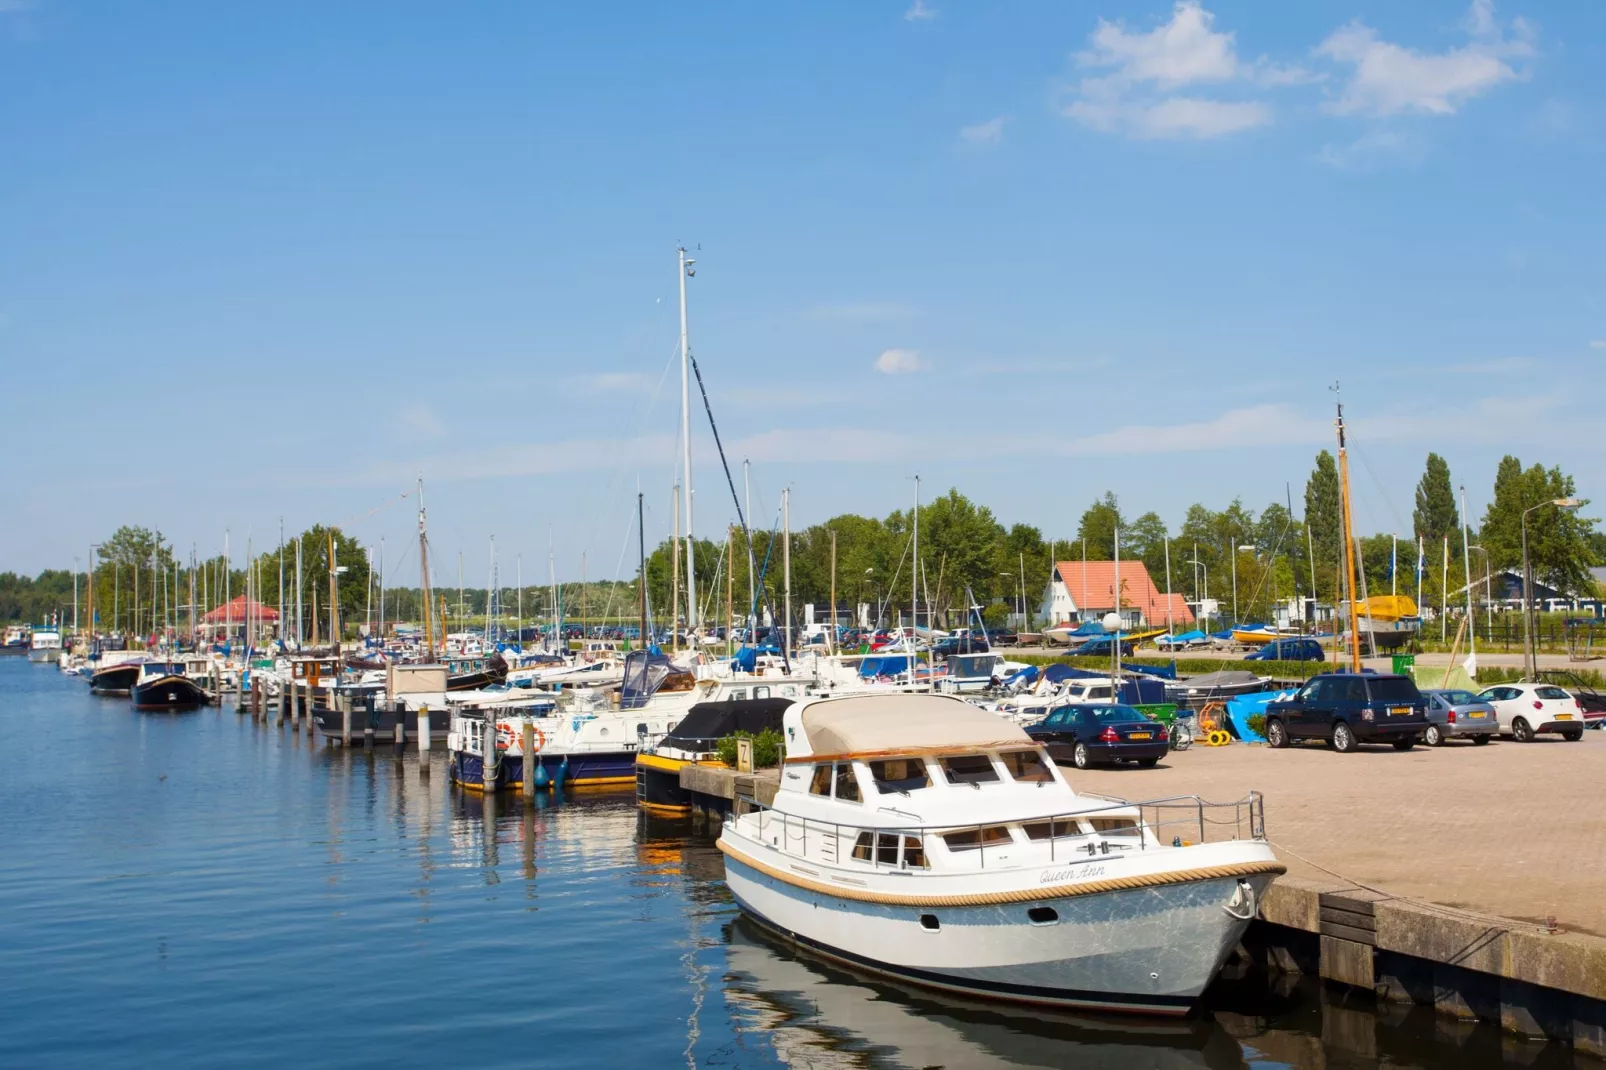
[90,663,144,695]
[311,702,451,743]
[131,675,209,711]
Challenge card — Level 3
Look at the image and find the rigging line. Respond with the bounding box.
[1351,442,1408,535]
[688,350,788,671]
[330,487,415,534]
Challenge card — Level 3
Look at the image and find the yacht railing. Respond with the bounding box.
[732,791,1266,872]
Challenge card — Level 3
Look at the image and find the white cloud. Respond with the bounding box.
[1060,2,1279,140]
[1315,1,1534,118]
[1316,127,1420,169]
[958,116,1007,146]
[1591,340,1606,350]
[904,0,936,23]
[733,428,919,464]
[0,0,32,13]
[396,402,447,440]
[874,348,925,374]
[1054,404,1318,457]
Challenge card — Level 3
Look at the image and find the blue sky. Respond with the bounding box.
[2,0,1601,585]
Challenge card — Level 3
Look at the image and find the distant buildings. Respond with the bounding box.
[1039,560,1194,629]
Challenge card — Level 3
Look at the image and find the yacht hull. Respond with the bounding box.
[131,675,210,711]
[450,750,637,791]
[90,663,143,695]
[721,850,1273,1016]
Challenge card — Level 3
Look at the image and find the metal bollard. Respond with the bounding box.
[483,717,500,792]
[521,723,535,799]
[340,695,352,748]
[393,706,405,746]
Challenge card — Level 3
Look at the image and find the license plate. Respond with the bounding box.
[1557,714,1574,721]
[1389,706,1412,716]
[1468,711,1486,719]
[1129,733,1152,740]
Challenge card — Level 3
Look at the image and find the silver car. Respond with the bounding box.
[1420,689,1499,745]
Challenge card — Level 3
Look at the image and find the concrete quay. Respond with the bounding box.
[1077,732,1606,1053]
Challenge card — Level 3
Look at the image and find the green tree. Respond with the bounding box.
[1480,456,1598,595]
[1304,451,1342,599]
[1412,453,1459,544]
[1075,492,1124,560]
[1123,511,1170,590]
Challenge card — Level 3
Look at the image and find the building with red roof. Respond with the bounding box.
[1039,560,1193,629]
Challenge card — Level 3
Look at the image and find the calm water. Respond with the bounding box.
[0,658,1553,1069]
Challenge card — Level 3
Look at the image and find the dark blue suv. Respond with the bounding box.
[1245,638,1325,662]
[1264,672,1428,752]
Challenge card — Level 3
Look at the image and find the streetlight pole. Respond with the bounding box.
[1520,497,1581,679]
[1188,559,1209,631]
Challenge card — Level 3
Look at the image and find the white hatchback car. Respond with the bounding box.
[1476,683,1587,742]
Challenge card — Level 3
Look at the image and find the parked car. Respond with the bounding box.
[1244,638,1325,662]
[987,628,1020,647]
[1534,670,1606,728]
[1263,672,1428,752]
[1476,683,1587,742]
[1419,689,1498,746]
[933,634,990,657]
[1024,703,1169,769]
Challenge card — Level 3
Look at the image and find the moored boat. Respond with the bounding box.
[130,662,210,711]
[90,656,151,695]
[717,692,1283,1015]
[28,628,62,663]
[635,696,792,815]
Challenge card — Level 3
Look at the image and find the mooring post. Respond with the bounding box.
[393,703,405,746]
[340,693,352,748]
[522,723,535,799]
[361,696,374,749]
[483,716,500,792]
[418,704,432,778]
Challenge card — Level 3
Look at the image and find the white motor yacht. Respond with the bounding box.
[717,692,1283,1015]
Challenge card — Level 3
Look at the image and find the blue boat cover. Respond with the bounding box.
[1044,664,1105,683]
[1124,661,1179,680]
[1158,630,1206,645]
[1001,665,1039,688]
[1208,629,1235,640]
[620,650,688,709]
[859,655,912,679]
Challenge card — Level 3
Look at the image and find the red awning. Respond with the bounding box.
[203,595,281,623]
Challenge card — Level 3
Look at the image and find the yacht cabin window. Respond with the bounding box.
[869,758,931,793]
[834,763,862,803]
[938,754,999,786]
[1022,819,1079,841]
[1000,749,1054,783]
[753,686,771,700]
[942,826,1011,851]
[851,832,929,868]
[727,689,747,702]
[809,765,833,796]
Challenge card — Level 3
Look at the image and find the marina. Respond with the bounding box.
[5,648,1605,1068]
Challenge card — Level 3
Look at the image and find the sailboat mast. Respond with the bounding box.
[328,529,339,652]
[637,492,648,646]
[1334,392,1363,672]
[418,478,434,659]
[678,246,697,634]
[672,483,681,652]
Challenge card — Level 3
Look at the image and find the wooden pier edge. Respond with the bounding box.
[1251,875,1606,1055]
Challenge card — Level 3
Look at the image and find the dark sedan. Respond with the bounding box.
[1025,703,1169,770]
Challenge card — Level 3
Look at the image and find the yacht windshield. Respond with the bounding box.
[869,758,931,793]
[999,749,1053,783]
[938,754,1000,785]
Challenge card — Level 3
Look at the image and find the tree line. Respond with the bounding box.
[3,450,1598,631]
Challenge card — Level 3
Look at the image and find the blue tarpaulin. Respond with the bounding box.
[1222,689,1299,742]
[1124,661,1179,680]
[859,655,912,679]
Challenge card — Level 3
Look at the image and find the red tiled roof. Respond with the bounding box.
[203,595,281,623]
[1053,561,1195,626]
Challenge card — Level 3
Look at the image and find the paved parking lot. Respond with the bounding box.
[1072,730,1606,936]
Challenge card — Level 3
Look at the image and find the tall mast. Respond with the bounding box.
[1334,388,1363,672]
[672,482,681,652]
[1460,484,1477,678]
[637,492,648,646]
[678,246,697,634]
[418,478,434,659]
[743,459,755,637]
[278,518,285,646]
[783,488,792,657]
[487,535,495,649]
[295,536,303,646]
[378,537,385,640]
[328,529,339,652]
[912,475,920,645]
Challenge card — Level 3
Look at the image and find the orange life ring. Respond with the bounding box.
[529,727,546,754]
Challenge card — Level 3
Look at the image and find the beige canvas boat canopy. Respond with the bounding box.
[788,693,1031,762]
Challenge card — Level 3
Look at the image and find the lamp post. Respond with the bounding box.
[1520,497,1581,679]
[1468,545,1492,645]
[1188,559,1209,630]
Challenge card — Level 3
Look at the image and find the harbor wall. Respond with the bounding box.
[1251,876,1606,1057]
